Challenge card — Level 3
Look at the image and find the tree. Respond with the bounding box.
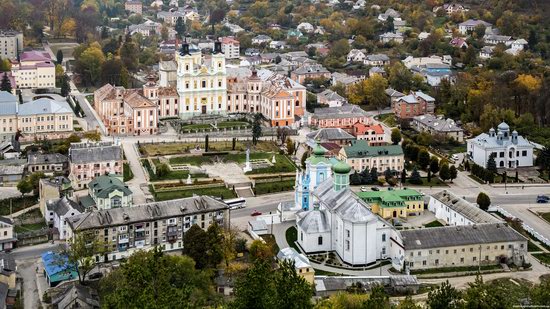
[273,260,314,309]
[56,49,64,65]
[286,138,295,155]
[301,152,308,169]
[427,281,462,309]
[182,224,210,269]
[391,128,401,145]
[409,166,422,185]
[249,239,273,263]
[64,231,108,283]
[350,172,362,185]
[0,73,12,93]
[397,295,421,309]
[348,74,388,109]
[370,167,378,184]
[429,157,440,174]
[439,162,450,182]
[252,114,262,145]
[476,192,491,211]
[388,62,413,92]
[28,172,46,195]
[230,260,274,309]
[60,74,70,97]
[400,168,407,184]
[120,34,139,72]
[75,42,105,85]
[427,169,432,182]
[221,228,238,267]
[449,165,457,182]
[486,153,497,173]
[205,223,223,268]
[156,163,170,178]
[362,284,391,309]
[17,179,33,196]
[100,247,215,308]
[530,277,550,306]
[83,130,101,142]
[417,149,430,170]
[205,134,209,152]
[462,274,503,308]
[175,17,186,38]
[538,146,550,175]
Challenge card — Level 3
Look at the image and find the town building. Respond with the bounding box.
[27,153,69,175]
[10,50,55,89]
[51,283,100,309]
[0,218,15,252]
[450,37,468,49]
[393,91,435,119]
[296,158,397,266]
[396,223,527,271]
[479,46,495,59]
[347,49,366,63]
[364,54,391,67]
[351,123,387,146]
[290,64,331,84]
[309,105,372,130]
[39,176,73,216]
[306,128,355,147]
[458,19,492,35]
[0,31,23,60]
[331,72,362,88]
[46,196,85,240]
[428,190,500,226]
[294,144,334,211]
[87,175,133,210]
[412,114,464,142]
[0,159,24,185]
[176,41,227,119]
[128,20,162,37]
[252,35,272,45]
[93,83,158,136]
[378,8,401,22]
[483,34,511,45]
[66,196,229,262]
[379,32,404,44]
[357,189,424,220]
[68,142,123,190]
[467,122,534,169]
[277,248,314,284]
[41,251,78,287]
[338,141,404,172]
[434,3,468,15]
[156,10,185,25]
[316,89,347,107]
[125,0,143,15]
[221,37,240,59]
[0,252,16,292]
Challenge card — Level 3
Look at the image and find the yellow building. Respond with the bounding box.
[176,40,227,119]
[277,247,315,284]
[357,189,424,219]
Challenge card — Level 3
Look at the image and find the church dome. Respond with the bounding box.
[313,144,326,156]
[497,122,510,131]
[332,160,351,174]
[297,209,330,233]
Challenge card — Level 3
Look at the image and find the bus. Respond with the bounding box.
[224,198,247,209]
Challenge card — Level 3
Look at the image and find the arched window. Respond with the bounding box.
[318,236,323,245]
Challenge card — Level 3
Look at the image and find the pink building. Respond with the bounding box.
[68,142,123,189]
[309,105,372,132]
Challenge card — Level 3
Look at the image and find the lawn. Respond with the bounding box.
[540,212,550,224]
[378,113,396,127]
[85,95,94,105]
[0,196,38,216]
[123,163,134,182]
[15,221,47,233]
[154,186,236,201]
[532,253,550,265]
[246,154,297,174]
[410,264,502,275]
[143,159,204,181]
[424,220,444,227]
[528,240,542,252]
[285,226,300,252]
[407,177,448,187]
[254,179,295,195]
[181,123,212,130]
[140,140,279,156]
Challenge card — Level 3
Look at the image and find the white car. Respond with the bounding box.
[451,154,459,161]
[360,186,368,192]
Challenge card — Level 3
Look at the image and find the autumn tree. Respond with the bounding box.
[75,42,105,85]
[64,231,109,283]
[348,74,389,110]
[120,34,139,72]
[388,62,413,93]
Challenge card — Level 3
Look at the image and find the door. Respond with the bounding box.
[201,105,207,114]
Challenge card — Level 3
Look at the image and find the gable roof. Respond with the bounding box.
[343,141,403,158]
[430,190,500,224]
[18,99,72,116]
[69,142,122,164]
[89,175,132,198]
[307,128,355,141]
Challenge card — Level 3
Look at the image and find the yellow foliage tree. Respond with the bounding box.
[514,74,542,93]
[60,18,76,37]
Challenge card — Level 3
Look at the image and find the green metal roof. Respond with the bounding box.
[332,160,351,174]
[343,141,403,158]
[357,189,422,208]
[79,195,96,208]
[89,175,132,198]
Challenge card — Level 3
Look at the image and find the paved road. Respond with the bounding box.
[121,141,148,204]
[0,187,23,200]
[73,93,103,134]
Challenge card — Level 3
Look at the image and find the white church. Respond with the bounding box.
[295,145,399,266]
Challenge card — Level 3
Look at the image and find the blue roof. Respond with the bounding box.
[41,251,77,277]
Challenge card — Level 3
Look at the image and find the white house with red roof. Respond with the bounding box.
[220,37,240,59]
[10,50,55,89]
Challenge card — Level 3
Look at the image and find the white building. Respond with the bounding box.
[347,49,366,63]
[0,217,15,251]
[11,51,55,89]
[428,190,501,226]
[379,32,404,44]
[0,31,23,60]
[46,196,85,240]
[297,22,315,33]
[252,35,272,45]
[157,10,186,25]
[458,19,492,35]
[220,37,240,59]
[412,114,464,142]
[467,122,534,169]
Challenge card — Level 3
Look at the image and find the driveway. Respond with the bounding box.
[121,141,148,204]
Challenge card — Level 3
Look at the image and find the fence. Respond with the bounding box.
[17,227,54,246]
[494,206,550,248]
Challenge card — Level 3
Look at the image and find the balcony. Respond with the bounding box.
[134,231,146,240]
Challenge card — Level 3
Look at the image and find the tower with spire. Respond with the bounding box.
[295,142,333,210]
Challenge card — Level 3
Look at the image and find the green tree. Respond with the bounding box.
[449,165,457,182]
[175,17,186,38]
[76,42,105,85]
[64,231,109,283]
[182,224,210,269]
[100,247,215,308]
[400,168,407,184]
[417,149,430,170]
[252,114,262,145]
[370,167,378,184]
[463,275,501,308]
[409,166,422,185]
[28,172,46,195]
[388,62,413,92]
[205,223,224,269]
[301,151,308,169]
[230,260,274,309]
[391,128,401,145]
[429,157,440,174]
[60,74,70,97]
[538,146,550,175]
[439,162,450,182]
[16,179,33,196]
[427,281,462,309]
[397,295,421,309]
[56,49,63,65]
[274,260,314,309]
[249,239,273,263]
[530,278,550,306]
[156,163,170,178]
[120,34,139,72]
[350,171,362,185]
[0,73,12,93]
[83,131,101,142]
[286,138,295,155]
[486,153,497,173]
[476,192,491,211]
[362,284,390,309]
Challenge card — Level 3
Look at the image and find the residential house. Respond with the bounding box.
[46,196,85,240]
[0,31,23,60]
[156,10,186,25]
[27,153,69,175]
[39,176,73,216]
[450,37,468,49]
[418,32,430,40]
[412,114,464,142]
[402,55,452,68]
[351,123,387,146]
[252,35,272,45]
[51,283,100,309]
[224,22,244,34]
[467,122,534,169]
[506,39,528,55]
[331,72,361,88]
[128,20,162,37]
[277,248,315,284]
[483,34,511,45]
[357,189,424,219]
[0,252,16,289]
[410,63,454,86]
[310,105,372,130]
[0,159,25,184]
[393,91,435,119]
[0,218,15,252]
[385,88,405,105]
[88,174,133,210]
[269,41,287,50]
[10,50,55,89]
[378,8,400,22]
[244,48,260,57]
[338,141,404,172]
[125,0,143,15]
[41,251,78,287]
[18,98,74,139]
[317,89,347,107]
[65,196,229,262]
[458,19,492,35]
[380,32,404,44]
[287,29,304,40]
[0,138,20,159]
[364,54,390,67]
[347,49,366,63]
[221,37,240,59]
[306,128,356,146]
[479,46,495,59]
[68,142,123,190]
[369,67,386,77]
[297,22,315,34]
[434,3,468,15]
[290,64,331,84]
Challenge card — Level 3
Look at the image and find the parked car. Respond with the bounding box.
[371,187,380,191]
[251,210,262,216]
[451,154,459,161]
[360,186,368,192]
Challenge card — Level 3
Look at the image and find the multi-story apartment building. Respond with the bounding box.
[66,196,229,262]
[0,92,74,142]
[226,69,306,126]
[0,30,23,60]
[176,41,227,119]
[338,141,404,172]
[11,51,55,89]
[392,91,435,119]
[125,0,143,15]
[290,64,331,84]
[221,37,240,59]
[351,123,387,146]
[94,84,158,136]
[68,142,123,190]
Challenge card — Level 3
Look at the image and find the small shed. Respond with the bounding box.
[41,251,78,287]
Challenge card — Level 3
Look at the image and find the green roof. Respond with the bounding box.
[79,195,96,208]
[332,160,351,174]
[89,175,132,198]
[307,144,331,165]
[357,189,423,208]
[343,141,403,158]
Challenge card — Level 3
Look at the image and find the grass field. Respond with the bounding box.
[15,222,47,233]
[540,212,550,224]
[407,177,448,187]
[254,179,295,195]
[181,123,212,130]
[532,253,550,264]
[154,186,236,201]
[140,140,279,156]
[0,196,38,216]
[169,153,296,174]
[216,121,249,128]
[424,220,444,227]
[123,163,134,182]
[378,113,397,127]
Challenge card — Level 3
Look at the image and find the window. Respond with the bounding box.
[422,260,426,266]
[460,257,464,263]
[318,236,323,245]
[345,240,350,251]
[346,229,350,237]
[300,232,303,241]
[522,150,527,156]
[473,257,477,262]
[382,233,386,242]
